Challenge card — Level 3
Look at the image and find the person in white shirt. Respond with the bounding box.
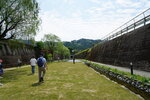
[17,58,22,67]
[30,56,37,74]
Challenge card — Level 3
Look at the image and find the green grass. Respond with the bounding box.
[0,62,142,100]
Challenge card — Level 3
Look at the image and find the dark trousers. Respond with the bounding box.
[0,68,3,75]
[18,63,21,67]
[31,66,35,74]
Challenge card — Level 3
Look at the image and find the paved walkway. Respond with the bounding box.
[4,65,30,71]
[68,60,150,78]
[91,61,150,78]
[68,59,82,62]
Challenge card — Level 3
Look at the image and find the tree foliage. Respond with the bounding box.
[42,33,60,55]
[56,42,70,59]
[42,33,70,59]
[0,0,40,40]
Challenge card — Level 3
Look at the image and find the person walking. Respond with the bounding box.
[17,58,22,67]
[30,56,37,74]
[0,59,3,86]
[73,55,75,64]
[0,59,3,76]
[37,54,47,83]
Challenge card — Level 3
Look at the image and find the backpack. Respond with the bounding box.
[37,57,44,67]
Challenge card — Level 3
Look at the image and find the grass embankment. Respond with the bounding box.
[0,62,142,100]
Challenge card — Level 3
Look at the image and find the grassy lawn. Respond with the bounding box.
[0,62,142,100]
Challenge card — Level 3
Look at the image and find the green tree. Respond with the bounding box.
[56,42,70,59]
[42,33,61,58]
[0,0,40,40]
[42,34,70,60]
[34,41,44,58]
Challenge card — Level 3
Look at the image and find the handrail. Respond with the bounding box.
[102,8,150,41]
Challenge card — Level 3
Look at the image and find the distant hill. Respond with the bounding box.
[63,38,102,51]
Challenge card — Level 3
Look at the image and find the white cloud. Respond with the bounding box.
[116,8,138,14]
[64,0,74,4]
[35,10,117,41]
[116,0,130,5]
[35,0,150,41]
[115,0,149,9]
[89,0,101,4]
[71,10,82,17]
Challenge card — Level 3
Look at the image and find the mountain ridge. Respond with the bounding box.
[63,38,102,51]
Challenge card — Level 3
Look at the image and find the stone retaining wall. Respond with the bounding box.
[88,24,150,72]
[0,41,35,68]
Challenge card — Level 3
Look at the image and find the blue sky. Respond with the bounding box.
[35,0,150,41]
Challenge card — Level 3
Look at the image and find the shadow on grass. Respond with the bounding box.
[27,73,33,76]
[0,69,28,84]
[32,82,42,87]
